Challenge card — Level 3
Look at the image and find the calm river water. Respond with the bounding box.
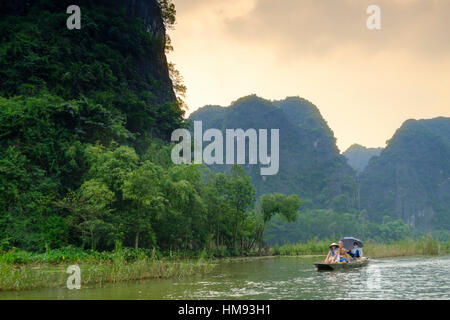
[1,255,449,299]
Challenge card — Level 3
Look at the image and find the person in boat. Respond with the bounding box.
[324,243,339,263]
[347,241,363,259]
[336,240,352,263]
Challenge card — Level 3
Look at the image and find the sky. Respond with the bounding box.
[168,0,450,151]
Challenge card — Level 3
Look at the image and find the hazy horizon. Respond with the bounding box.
[168,0,450,151]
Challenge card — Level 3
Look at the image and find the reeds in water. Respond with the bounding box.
[0,252,214,291]
[274,236,449,258]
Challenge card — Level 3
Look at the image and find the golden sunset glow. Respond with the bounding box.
[169,0,450,151]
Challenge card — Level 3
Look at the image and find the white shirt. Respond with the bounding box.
[352,247,363,257]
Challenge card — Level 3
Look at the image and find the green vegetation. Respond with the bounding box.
[258,193,300,254]
[1,130,301,255]
[2,235,449,291]
[0,2,301,258]
[191,96,450,241]
[190,95,362,246]
[0,0,183,142]
[265,210,415,245]
[0,0,180,251]
[0,246,213,291]
[273,236,450,258]
[190,95,359,211]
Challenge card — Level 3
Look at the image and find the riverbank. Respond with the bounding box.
[0,247,214,291]
[274,237,450,258]
[0,259,213,292]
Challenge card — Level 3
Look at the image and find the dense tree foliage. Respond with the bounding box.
[258,193,300,253]
[0,0,183,145]
[0,100,300,253]
[190,95,359,210]
[265,209,414,245]
[0,1,302,255]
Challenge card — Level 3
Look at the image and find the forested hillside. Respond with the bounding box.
[359,117,450,233]
[0,0,183,250]
[190,95,359,212]
[190,96,397,245]
[0,1,303,254]
[191,97,449,243]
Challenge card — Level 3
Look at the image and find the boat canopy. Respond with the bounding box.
[340,237,363,249]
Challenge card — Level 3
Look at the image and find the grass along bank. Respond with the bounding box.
[273,237,450,258]
[2,237,449,291]
[0,246,214,291]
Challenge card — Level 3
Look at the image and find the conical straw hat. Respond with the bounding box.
[329,242,339,248]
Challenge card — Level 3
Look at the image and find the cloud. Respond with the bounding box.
[223,0,450,58]
[173,0,256,20]
[169,0,450,151]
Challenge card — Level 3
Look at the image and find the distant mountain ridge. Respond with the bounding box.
[190,95,359,212]
[343,144,383,173]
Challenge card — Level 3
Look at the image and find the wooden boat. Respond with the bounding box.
[314,258,370,271]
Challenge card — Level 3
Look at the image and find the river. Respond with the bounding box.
[1,255,449,299]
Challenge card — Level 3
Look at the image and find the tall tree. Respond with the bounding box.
[259,193,301,254]
[57,179,114,250]
[221,165,255,251]
[122,161,165,249]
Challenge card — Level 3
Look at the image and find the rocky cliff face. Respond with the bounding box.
[113,0,176,104]
[359,117,450,231]
[2,0,166,37]
[0,0,174,103]
[0,0,179,139]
